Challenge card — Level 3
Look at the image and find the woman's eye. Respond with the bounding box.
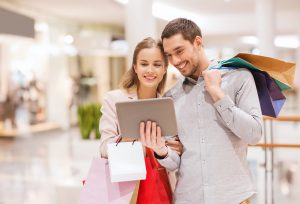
[154,64,162,67]
[141,63,148,66]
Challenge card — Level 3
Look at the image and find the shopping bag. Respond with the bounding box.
[236,53,295,91]
[210,65,286,117]
[251,71,286,117]
[136,149,172,204]
[218,53,296,91]
[77,158,137,204]
[211,53,296,117]
[107,141,146,182]
[130,181,140,204]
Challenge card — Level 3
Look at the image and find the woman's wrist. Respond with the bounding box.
[154,145,168,157]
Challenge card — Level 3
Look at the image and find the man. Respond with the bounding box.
[140,18,263,204]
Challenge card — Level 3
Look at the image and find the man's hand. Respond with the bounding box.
[140,121,168,157]
[202,69,225,102]
[166,136,183,156]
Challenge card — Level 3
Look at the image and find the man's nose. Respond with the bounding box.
[170,55,181,66]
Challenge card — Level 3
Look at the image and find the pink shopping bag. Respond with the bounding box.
[78,158,137,204]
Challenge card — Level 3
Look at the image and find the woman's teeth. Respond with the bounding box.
[144,76,156,80]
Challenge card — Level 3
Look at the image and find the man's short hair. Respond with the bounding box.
[161,18,202,43]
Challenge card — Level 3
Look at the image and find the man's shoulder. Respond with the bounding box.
[226,68,254,82]
[223,68,256,93]
[163,77,185,98]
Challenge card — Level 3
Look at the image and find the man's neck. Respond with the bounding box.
[191,60,210,80]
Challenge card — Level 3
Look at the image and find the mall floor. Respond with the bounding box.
[0,128,100,204]
[0,123,300,204]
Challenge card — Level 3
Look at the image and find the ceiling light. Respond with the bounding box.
[275,35,299,49]
[114,0,128,5]
[240,35,299,49]
[240,36,259,45]
[64,35,74,44]
[152,2,205,24]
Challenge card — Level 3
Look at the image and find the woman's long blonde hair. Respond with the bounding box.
[120,37,168,94]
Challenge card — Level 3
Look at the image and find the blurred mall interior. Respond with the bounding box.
[0,0,300,203]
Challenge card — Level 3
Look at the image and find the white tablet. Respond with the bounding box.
[115,97,178,139]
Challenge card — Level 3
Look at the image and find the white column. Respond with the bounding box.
[45,25,72,130]
[255,2,276,203]
[95,56,110,102]
[125,0,156,68]
[0,44,8,102]
[296,30,300,87]
[296,30,300,113]
[255,0,276,57]
[46,54,72,130]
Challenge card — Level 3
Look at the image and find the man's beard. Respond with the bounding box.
[184,65,198,78]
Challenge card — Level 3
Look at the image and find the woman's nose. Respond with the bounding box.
[146,65,155,73]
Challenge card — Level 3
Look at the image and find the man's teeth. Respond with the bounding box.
[178,62,186,69]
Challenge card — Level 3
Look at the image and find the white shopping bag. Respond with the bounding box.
[107,141,146,183]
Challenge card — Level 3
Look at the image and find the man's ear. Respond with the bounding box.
[194,36,203,49]
[163,66,167,75]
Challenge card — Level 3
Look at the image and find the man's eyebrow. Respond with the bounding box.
[173,46,183,51]
[165,46,183,55]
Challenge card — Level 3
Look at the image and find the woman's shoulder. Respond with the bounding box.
[104,89,136,102]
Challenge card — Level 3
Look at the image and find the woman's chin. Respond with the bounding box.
[141,81,159,89]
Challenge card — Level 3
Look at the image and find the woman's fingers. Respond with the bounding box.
[145,121,152,146]
[140,122,146,145]
[140,121,166,150]
[151,122,157,147]
[156,126,164,147]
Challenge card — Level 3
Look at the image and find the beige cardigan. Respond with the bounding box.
[99,88,176,190]
[99,89,141,157]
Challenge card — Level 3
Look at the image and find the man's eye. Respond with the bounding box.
[177,50,183,55]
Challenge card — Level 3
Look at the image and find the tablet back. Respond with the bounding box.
[115,98,178,139]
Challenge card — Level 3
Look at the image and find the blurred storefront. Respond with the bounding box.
[0,7,129,136]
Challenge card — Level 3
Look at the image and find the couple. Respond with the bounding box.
[99,18,263,204]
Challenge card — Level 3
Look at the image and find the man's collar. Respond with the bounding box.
[183,77,197,85]
[181,59,219,87]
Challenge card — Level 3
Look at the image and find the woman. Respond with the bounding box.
[99,37,182,203]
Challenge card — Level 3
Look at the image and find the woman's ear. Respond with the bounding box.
[133,65,137,73]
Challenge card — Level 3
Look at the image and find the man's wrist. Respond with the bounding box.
[207,86,225,102]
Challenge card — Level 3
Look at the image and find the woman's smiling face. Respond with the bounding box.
[134,47,167,89]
